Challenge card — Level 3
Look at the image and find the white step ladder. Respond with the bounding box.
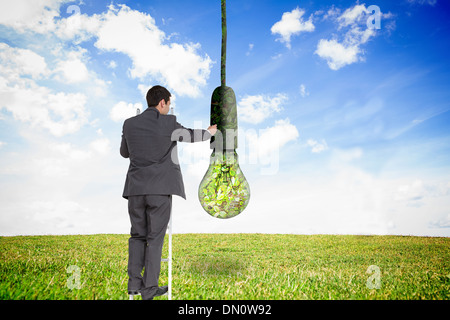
[164,214,173,300]
[128,106,173,301]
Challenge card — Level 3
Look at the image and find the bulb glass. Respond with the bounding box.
[198,151,250,219]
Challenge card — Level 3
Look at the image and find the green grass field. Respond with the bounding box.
[0,234,448,300]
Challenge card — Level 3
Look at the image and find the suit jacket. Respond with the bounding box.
[120,107,211,199]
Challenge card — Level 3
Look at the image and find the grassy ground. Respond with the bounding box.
[0,234,448,300]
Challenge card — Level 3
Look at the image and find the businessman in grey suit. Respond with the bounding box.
[120,85,217,300]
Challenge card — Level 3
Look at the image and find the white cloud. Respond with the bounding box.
[41,137,112,177]
[299,84,309,97]
[429,214,450,228]
[92,78,109,97]
[177,138,211,178]
[238,93,288,124]
[45,92,89,136]
[178,117,300,177]
[246,43,254,56]
[137,84,149,97]
[29,200,90,229]
[323,6,341,20]
[89,137,111,156]
[94,5,212,97]
[0,0,98,40]
[395,179,426,203]
[110,101,143,122]
[315,39,360,70]
[0,0,67,34]
[179,160,450,236]
[315,3,378,70]
[337,4,368,28]
[0,43,50,79]
[331,147,363,163]
[271,7,315,49]
[53,9,101,43]
[0,43,89,137]
[247,118,299,159]
[54,50,90,83]
[241,118,299,175]
[394,179,450,207]
[107,60,117,69]
[306,139,328,153]
[0,129,128,236]
[0,3,212,98]
[0,33,115,133]
[243,166,392,235]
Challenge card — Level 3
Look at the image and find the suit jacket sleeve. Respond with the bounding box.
[120,123,130,158]
[171,121,211,143]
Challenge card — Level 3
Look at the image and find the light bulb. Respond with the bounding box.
[198,0,250,219]
[199,150,250,219]
[198,86,251,219]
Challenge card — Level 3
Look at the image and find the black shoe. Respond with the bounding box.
[142,286,168,300]
[128,290,141,295]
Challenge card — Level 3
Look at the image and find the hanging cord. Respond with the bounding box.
[221,0,227,87]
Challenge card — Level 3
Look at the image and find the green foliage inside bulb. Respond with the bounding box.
[199,152,250,219]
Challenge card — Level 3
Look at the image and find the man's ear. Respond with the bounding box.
[155,99,163,112]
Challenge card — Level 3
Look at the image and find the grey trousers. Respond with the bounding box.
[127,194,171,299]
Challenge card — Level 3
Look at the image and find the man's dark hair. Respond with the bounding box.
[146,85,171,108]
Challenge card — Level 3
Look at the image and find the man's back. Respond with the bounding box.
[120,107,186,199]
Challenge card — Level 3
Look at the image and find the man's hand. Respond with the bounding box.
[207,124,218,136]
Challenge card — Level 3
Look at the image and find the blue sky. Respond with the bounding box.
[0,0,449,236]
